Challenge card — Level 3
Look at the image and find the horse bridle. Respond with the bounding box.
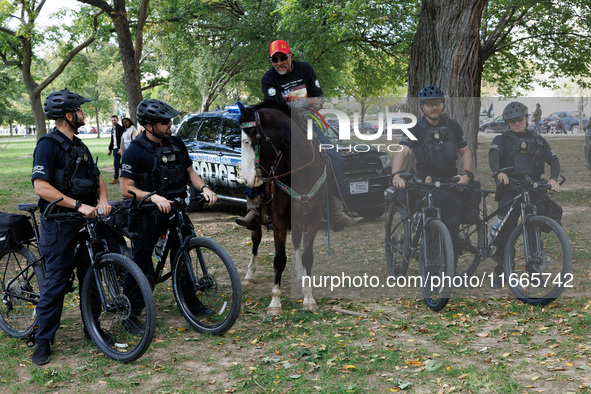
[241,110,319,182]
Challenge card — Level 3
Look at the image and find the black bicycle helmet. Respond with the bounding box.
[137,99,179,125]
[502,102,528,122]
[44,89,91,120]
[419,85,445,102]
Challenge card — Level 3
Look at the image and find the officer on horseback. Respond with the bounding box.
[390,85,472,266]
[235,39,361,231]
[488,101,561,287]
[120,99,218,329]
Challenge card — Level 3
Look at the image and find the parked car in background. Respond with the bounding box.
[541,111,588,133]
[176,107,393,218]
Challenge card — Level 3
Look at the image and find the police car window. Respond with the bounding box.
[176,117,202,140]
[221,119,241,148]
[197,117,222,143]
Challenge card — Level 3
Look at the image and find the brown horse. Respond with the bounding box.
[237,102,327,315]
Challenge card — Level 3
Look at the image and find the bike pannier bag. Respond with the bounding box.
[460,181,481,225]
[543,195,562,226]
[0,212,35,250]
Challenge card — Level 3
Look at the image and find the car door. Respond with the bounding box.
[214,117,243,198]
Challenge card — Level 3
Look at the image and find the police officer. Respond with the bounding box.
[120,99,217,331]
[488,101,561,287]
[31,89,112,365]
[391,85,472,269]
[235,39,361,230]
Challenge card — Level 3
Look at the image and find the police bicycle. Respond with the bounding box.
[0,199,156,363]
[0,205,43,339]
[125,191,241,335]
[455,169,571,306]
[384,171,457,311]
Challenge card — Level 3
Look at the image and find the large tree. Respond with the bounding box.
[407,0,591,166]
[151,0,277,112]
[0,0,102,139]
[78,0,150,123]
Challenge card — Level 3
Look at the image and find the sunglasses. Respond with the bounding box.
[155,119,171,126]
[270,54,289,63]
[508,116,526,124]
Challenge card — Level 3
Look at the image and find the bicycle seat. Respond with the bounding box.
[17,203,38,213]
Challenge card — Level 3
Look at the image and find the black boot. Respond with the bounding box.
[235,195,262,230]
[32,339,51,365]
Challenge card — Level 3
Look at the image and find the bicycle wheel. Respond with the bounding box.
[504,216,572,306]
[385,203,410,277]
[81,253,155,363]
[419,220,454,311]
[455,221,485,277]
[0,246,43,339]
[172,237,241,334]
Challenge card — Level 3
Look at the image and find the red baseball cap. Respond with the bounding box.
[269,40,291,57]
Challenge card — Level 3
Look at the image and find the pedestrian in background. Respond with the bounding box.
[532,103,542,134]
[119,117,137,156]
[107,115,125,184]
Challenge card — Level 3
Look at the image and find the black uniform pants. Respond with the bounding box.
[126,212,198,316]
[36,219,93,342]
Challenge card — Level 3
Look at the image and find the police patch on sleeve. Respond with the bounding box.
[315,79,320,88]
[268,87,277,97]
[32,165,45,176]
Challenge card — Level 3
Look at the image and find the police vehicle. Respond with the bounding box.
[176,106,392,218]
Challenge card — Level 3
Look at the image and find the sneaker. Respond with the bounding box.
[122,316,145,334]
[32,339,51,365]
[189,300,216,316]
[84,326,114,346]
[108,179,119,184]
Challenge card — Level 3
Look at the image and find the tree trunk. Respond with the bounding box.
[407,0,486,172]
[95,107,101,138]
[112,7,143,123]
[29,92,46,139]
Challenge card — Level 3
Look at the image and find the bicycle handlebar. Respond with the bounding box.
[125,190,206,216]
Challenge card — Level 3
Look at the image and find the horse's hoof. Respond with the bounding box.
[303,301,318,311]
[242,279,254,287]
[267,307,282,316]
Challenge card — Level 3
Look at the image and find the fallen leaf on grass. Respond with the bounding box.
[548,344,559,349]
[475,332,489,338]
[502,353,510,358]
[405,359,422,367]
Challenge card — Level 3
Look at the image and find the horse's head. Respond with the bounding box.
[238,103,264,188]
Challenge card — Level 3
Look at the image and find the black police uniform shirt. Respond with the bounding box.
[399,116,468,178]
[489,130,558,181]
[262,61,323,104]
[120,134,192,183]
[32,129,95,201]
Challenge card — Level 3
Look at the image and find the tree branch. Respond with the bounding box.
[36,10,104,95]
[76,0,114,15]
[134,0,150,69]
[0,26,16,36]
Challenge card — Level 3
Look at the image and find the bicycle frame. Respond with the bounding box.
[472,183,543,266]
[130,195,211,295]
